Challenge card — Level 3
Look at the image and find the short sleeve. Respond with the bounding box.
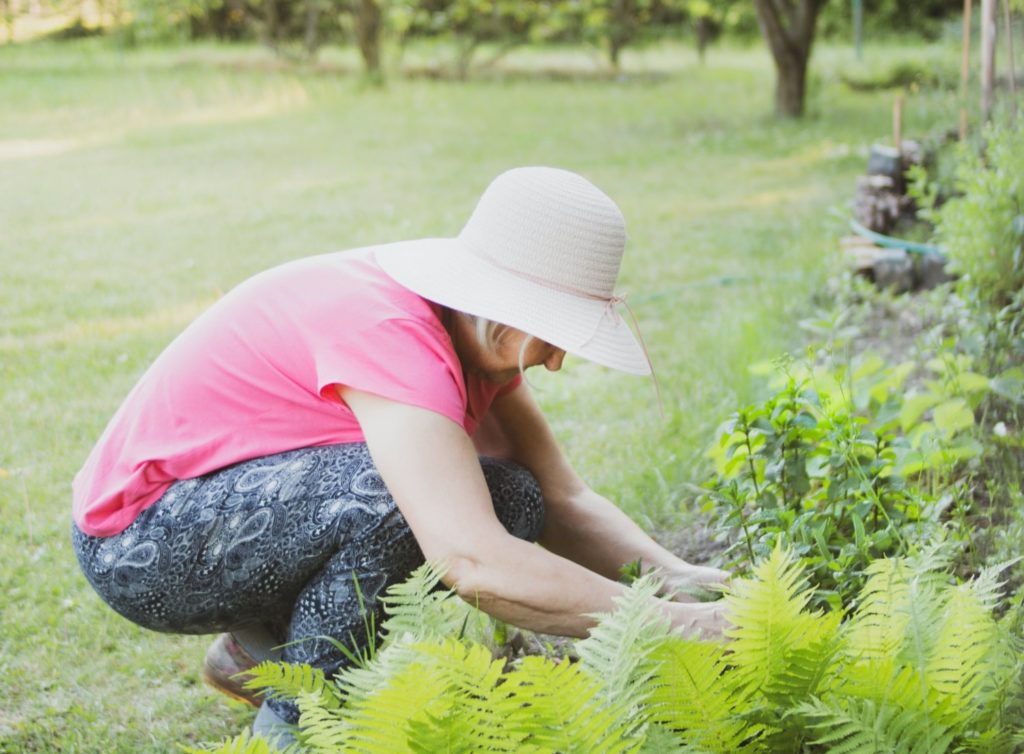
[311,316,467,428]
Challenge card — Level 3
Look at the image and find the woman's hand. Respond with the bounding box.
[656,563,732,603]
[665,600,731,641]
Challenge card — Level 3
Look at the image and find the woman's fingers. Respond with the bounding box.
[669,601,732,641]
[658,564,733,603]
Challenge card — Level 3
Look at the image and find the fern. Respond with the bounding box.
[377,561,469,644]
[242,660,338,709]
[405,639,524,752]
[725,544,842,705]
[330,641,424,724]
[189,548,1024,754]
[644,638,759,753]
[504,655,642,754]
[926,581,999,722]
[336,649,452,753]
[799,696,955,754]
[952,728,1020,754]
[575,574,673,739]
[295,691,349,752]
[179,729,303,754]
[405,709,477,754]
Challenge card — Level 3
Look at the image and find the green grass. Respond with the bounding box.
[0,35,963,751]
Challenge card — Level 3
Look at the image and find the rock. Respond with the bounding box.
[854,174,910,234]
[867,145,902,180]
[870,248,915,293]
[916,251,954,289]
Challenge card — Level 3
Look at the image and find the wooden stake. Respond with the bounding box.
[961,0,973,138]
[893,94,904,155]
[1004,0,1018,120]
[981,0,997,124]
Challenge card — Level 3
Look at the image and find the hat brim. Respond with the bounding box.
[374,238,651,376]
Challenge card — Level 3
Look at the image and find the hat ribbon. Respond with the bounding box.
[602,294,664,416]
[472,249,664,415]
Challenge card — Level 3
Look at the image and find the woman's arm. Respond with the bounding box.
[338,386,726,638]
[486,383,730,600]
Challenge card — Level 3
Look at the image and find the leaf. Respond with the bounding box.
[989,367,1024,404]
[957,371,991,396]
[798,697,954,754]
[645,639,759,753]
[506,656,641,754]
[576,574,672,737]
[931,398,974,436]
[900,394,940,432]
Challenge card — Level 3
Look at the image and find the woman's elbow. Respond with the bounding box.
[440,554,492,603]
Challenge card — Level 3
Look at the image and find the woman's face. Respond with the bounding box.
[452,317,566,385]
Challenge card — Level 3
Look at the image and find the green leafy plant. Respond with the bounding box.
[932,124,1024,309]
[188,545,1024,753]
[701,331,1003,609]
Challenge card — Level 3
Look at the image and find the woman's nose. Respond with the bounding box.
[544,349,566,372]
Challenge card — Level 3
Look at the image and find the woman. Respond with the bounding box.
[71,167,729,741]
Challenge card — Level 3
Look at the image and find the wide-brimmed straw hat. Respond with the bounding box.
[376,167,652,376]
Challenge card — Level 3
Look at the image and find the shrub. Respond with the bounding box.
[702,342,990,609]
[933,124,1024,310]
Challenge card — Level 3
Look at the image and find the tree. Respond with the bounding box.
[353,0,382,75]
[753,0,824,117]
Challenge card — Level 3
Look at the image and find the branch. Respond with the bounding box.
[753,0,796,61]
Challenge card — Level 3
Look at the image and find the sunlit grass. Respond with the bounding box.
[0,36,962,751]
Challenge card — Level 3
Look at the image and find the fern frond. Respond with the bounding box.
[725,545,841,703]
[405,709,477,754]
[339,649,451,754]
[644,638,759,753]
[926,581,1000,723]
[798,697,955,754]
[959,589,1024,730]
[953,727,1019,754]
[903,542,956,576]
[335,638,531,753]
[242,660,337,708]
[296,690,350,753]
[333,641,420,708]
[503,655,642,754]
[407,639,524,752]
[576,574,673,735]
[378,561,469,644]
[847,556,946,662]
[636,723,685,753]
[178,729,303,754]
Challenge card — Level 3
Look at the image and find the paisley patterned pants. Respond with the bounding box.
[71,443,544,722]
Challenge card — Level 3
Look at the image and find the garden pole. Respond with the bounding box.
[893,94,903,155]
[981,0,997,124]
[961,0,973,138]
[1004,0,1018,120]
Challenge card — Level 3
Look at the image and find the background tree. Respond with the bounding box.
[353,0,381,74]
[686,0,720,63]
[753,0,824,117]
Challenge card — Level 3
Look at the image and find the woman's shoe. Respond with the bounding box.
[202,632,264,707]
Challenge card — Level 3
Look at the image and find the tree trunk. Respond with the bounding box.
[608,38,622,70]
[303,0,320,60]
[774,50,807,117]
[262,0,281,51]
[355,0,382,75]
[695,17,712,64]
[753,0,822,118]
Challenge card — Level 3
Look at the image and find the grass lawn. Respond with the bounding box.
[0,34,963,751]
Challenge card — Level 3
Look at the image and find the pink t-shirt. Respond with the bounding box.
[72,246,520,537]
